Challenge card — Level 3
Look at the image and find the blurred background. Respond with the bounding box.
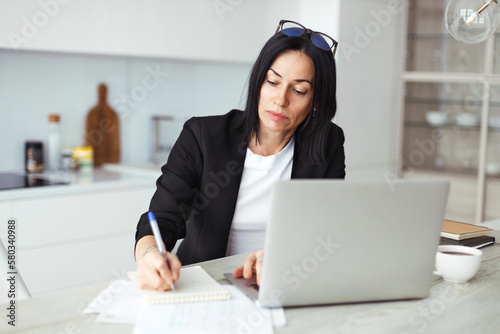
[0,0,402,178]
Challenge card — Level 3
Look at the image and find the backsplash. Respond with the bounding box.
[0,49,251,172]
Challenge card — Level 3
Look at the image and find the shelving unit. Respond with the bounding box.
[405,121,500,129]
[399,0,500,224]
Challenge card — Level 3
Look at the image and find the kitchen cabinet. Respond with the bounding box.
[0,202,13,252]
[0,0,302,63]
[18,235,134,297]
[11,189,150,248]
[0,202,12,220]
[399,0,500,223]
[0,169,157,296]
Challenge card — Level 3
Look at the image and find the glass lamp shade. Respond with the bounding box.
[445,0,500,44]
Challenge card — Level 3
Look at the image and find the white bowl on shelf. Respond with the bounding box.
[456,113,479,127]
[489,115,500,128]
[486,162,500,176]
[425,111,447,126]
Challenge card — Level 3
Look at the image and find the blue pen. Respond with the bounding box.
[148,211,175,291]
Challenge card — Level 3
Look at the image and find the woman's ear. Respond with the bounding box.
[312,104,318,118]
[313,102,319,112]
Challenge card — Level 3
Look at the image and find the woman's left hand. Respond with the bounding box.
[232,249,264,286]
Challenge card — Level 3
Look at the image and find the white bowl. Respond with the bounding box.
[425,111,447,126]
[486,162,500,175]
[489,115,500,128]
[456,113,479,127]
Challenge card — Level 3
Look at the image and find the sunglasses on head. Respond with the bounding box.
[275,19,338,58]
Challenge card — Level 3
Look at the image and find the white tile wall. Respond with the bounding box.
[0,49,251,171]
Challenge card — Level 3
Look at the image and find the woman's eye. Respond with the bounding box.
[295,90,306,95]
[267,80,277,86]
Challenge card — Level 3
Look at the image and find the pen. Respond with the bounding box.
[148,211,175,291]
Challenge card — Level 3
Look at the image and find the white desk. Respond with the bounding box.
[2,245,500,333]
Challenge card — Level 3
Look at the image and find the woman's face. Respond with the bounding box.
[257,50,315,140]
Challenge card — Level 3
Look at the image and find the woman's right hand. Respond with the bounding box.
[232,249,264,286]
[136,243,182,291]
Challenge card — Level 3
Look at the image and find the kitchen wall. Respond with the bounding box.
[0,49,252,170]
[337,0,405,179]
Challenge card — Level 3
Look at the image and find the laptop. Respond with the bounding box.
[224,179,450,307]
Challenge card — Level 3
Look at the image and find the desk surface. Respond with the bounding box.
[2,245,500,334]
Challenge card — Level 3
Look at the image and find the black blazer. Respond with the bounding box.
[135,109,345,265]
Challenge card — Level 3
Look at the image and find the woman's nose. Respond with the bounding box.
[274,87,289,107]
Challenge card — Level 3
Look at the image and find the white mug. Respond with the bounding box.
[433,245,482,283]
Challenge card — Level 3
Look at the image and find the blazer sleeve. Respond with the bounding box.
[325,124,346,179]
[135,117,203,252]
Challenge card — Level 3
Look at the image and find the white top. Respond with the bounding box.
[225,137,295,256]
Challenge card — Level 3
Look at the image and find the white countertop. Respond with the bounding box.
[0,164,161,201]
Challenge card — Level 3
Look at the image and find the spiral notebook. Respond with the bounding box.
[139,266,230,305]
[441,219,493,240]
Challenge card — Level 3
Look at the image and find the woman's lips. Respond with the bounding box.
[267,110,288,121]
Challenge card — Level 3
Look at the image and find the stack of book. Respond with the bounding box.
[440,219,495,248]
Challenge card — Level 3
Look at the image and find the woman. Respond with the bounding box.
[135,20,345,291]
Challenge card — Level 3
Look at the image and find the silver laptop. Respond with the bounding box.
[225,179,449,307]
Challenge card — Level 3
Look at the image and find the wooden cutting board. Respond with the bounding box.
[85,83,120,166]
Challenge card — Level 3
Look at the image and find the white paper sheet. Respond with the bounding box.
[84,279,285,331]
[83,279,143,324]
[132,285,274,334]
[270,307,287,327]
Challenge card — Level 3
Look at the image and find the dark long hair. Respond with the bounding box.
[236,31,337,165]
